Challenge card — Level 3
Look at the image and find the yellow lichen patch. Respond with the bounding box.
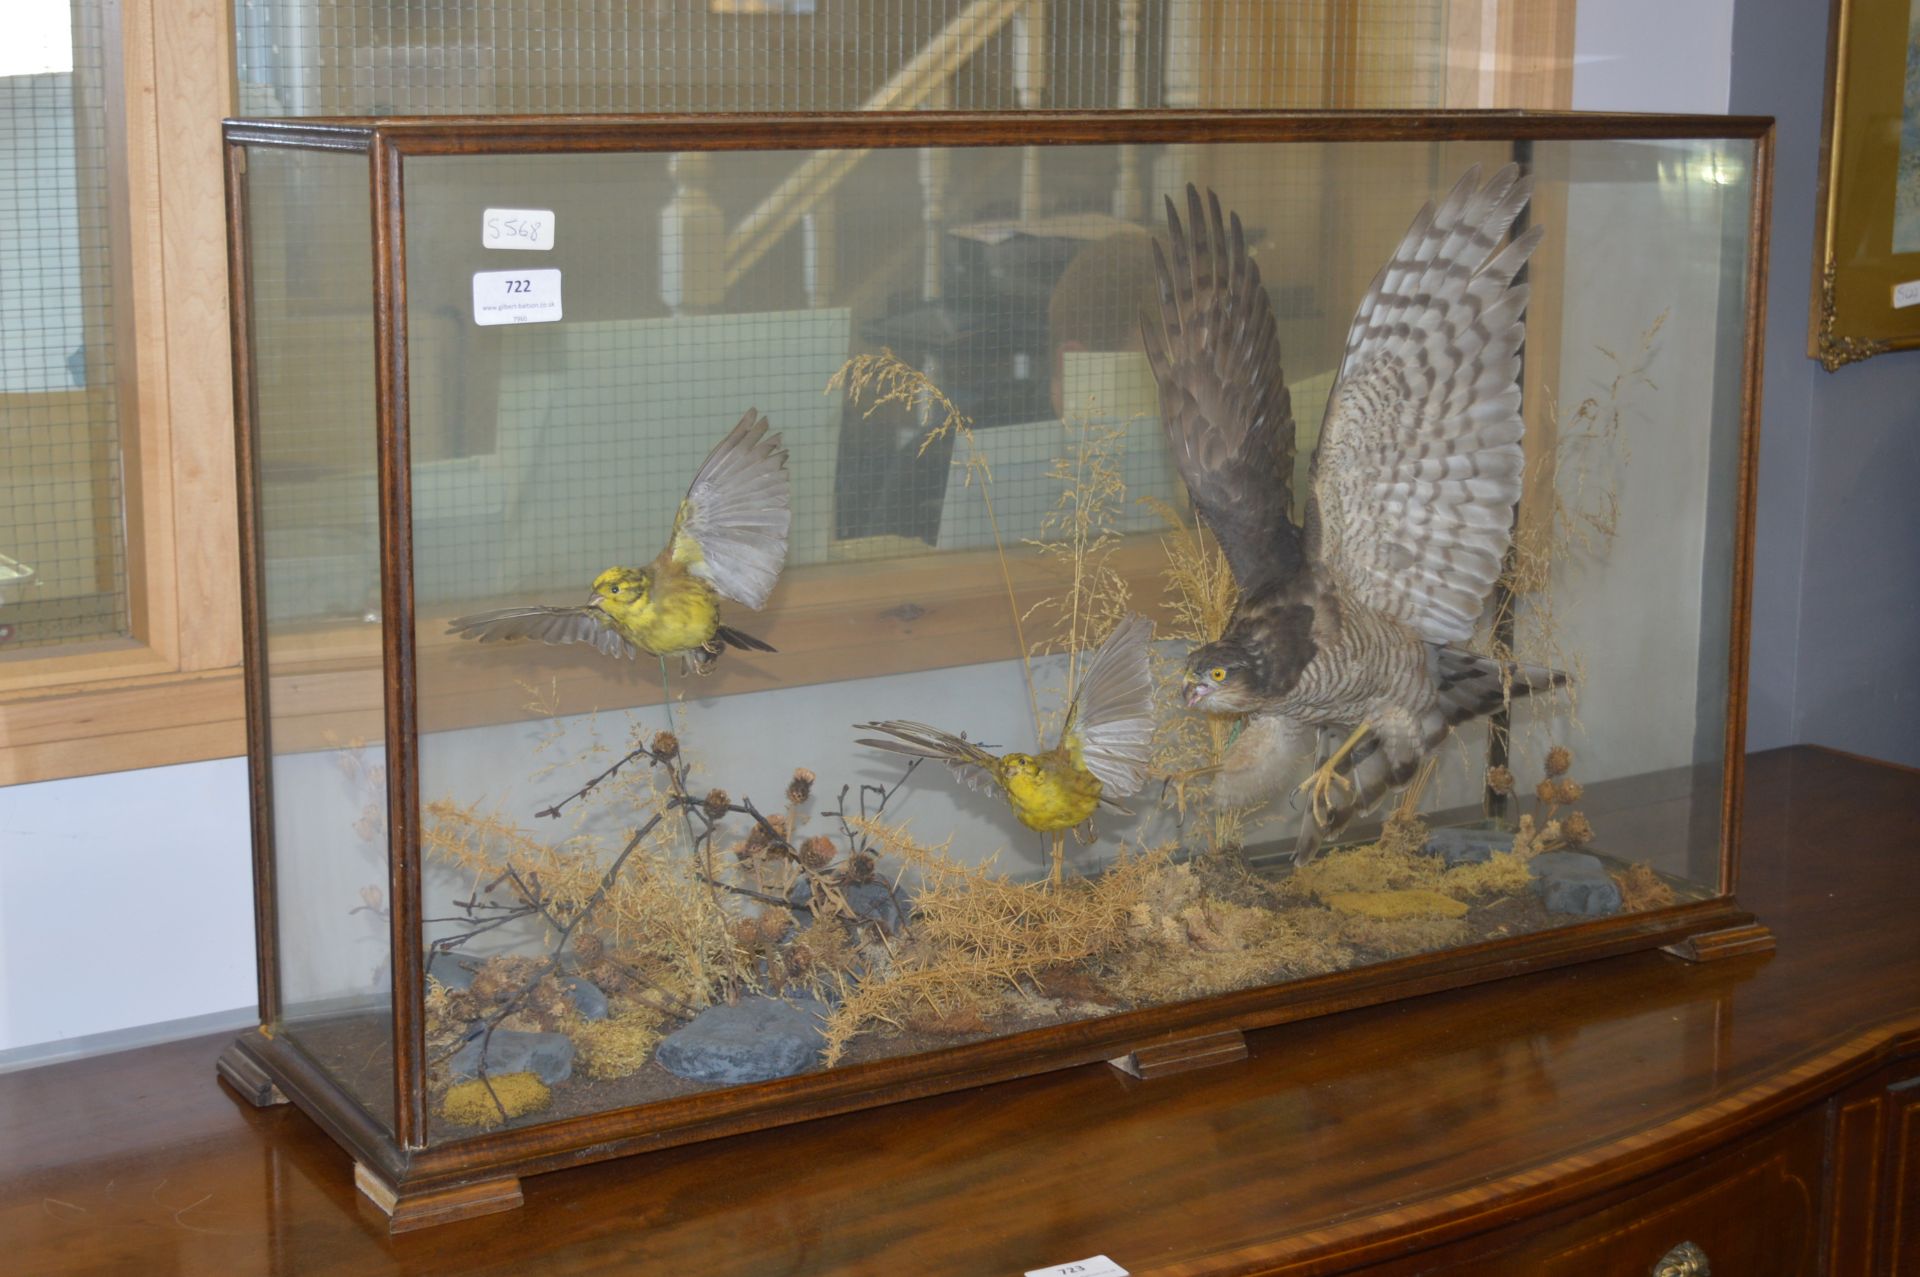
[1286,840,1439,900]
[1324,889,1469,921]
[1334,913,1473,956]
[1444,851,1536,899]
[566,1002,667,1080]
[437,1072,551,1129]
[1287,816,1532,909]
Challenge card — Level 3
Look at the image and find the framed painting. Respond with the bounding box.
[1812,0,1920,369]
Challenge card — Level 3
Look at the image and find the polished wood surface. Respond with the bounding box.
[5,746,1916,1275]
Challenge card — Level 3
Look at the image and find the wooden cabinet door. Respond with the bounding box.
[1881,1077,1920,1274]
[1385,1105,1826,1276]
[1826,1068,1920,1275]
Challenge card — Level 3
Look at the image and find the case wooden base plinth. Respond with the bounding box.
[216,1037,287,1107]
[356,1163,523,1233]
[1108,1029,1249,1080]
[1662,922,1777,963]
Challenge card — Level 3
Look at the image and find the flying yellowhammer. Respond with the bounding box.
[855,612,1155,885]
[446,409,790,673]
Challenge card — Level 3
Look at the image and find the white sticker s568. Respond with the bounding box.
[1892,278,1920,310]
[482,208,555,250]
[473,269,562,326]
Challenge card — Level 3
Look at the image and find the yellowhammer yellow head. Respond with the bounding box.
[590,567,651,605]
[999,752,1040,777]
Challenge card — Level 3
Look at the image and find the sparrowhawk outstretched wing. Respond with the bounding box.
[1305,164,1543,645]
[1141,186,1304,597]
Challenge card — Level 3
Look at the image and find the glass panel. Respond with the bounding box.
[390,132,1750,1141]
[246,144,393,1133]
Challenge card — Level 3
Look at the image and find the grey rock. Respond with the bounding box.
[446,1028,574,1085]
[788,877,904,932]
[563,976,609,1021]
[426,950,481,991]
[655,996,828,1084]
[1529,851,1623,917]
[1425,826,1515,867]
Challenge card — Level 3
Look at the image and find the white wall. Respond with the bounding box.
[1572,0,1736,114]
[0,757,257,1055]
[0,1,1783,1061]
[1729,0,1920,765]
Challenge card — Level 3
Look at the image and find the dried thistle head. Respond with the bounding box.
[529,976,572,1024]
[787,768,816,805]
[1535,778,1558,805]
[441,988,480,1024]
[730,916,767,949]
[1554,779,1585,805]
[799,835,837,870]
[702,788,731,820]
[570,933,604,966]
[467,959,521,1004]
[743,815,790,859]
[651,730,680,760]
[1562,811,1595,845]
[844,851,877,883]
[1485,765,1515,796]
[1545,745,1573,777]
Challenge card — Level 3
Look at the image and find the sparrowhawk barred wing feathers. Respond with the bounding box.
[1307,163,1544,646]
[1140,186,1303,596]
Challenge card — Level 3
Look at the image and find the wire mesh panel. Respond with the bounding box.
[234,0,1452,117]
[0,0,127,652]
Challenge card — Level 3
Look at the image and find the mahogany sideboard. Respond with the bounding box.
[4,745,1917,1275]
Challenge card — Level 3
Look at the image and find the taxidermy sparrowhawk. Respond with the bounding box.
[1142,168,1566,863]
[447,409,790,674]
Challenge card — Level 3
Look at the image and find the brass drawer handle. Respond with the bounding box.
[1653,1241,1709,1276]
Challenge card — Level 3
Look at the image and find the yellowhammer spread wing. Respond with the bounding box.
[444,605,637,659]
[852,720,1004,796]
[667,409,792,610]
[1061,612,1156,797]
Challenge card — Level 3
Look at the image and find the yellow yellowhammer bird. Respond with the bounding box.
[855,613,1155,885]
[446,409,790,674]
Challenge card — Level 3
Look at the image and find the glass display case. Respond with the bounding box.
[217,110,1773,1229]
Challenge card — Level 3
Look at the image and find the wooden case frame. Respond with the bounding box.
[216,109,1775,1232]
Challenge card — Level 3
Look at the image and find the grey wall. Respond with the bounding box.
[1732,0,1920,765]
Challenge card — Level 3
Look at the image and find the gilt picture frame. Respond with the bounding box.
[1811,0,1920,369]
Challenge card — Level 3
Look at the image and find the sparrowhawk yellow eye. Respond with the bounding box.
[1208,666,1227,682]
